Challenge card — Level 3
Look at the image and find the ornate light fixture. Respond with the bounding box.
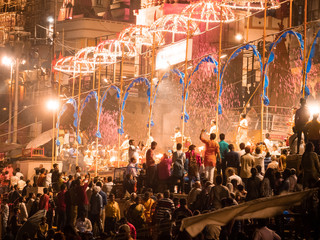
[149,14,200,36]
[221,0,280,10]
[119,25,165,47]
[95,39,137,60]
[182,0,235,23]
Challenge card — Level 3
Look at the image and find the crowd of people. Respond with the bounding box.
[0,98,319,239]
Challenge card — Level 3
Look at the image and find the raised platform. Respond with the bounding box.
[14,157,62,180]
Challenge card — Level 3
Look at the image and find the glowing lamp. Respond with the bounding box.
[235,33,243,41]
[46,99,59,111]
[309,104,320,117]
[2,56,13,66]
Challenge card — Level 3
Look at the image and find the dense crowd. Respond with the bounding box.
[0,99,320,239]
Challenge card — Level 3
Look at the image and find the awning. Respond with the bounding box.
[181,189,316,237]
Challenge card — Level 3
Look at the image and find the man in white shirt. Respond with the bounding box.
[17,176,26,191]
[264,133,273,151]
[226,168,242,185]
[237,113,248,145]
[75,214,92,233]
[209,119,217,134]
[15,168,24,179]
[10,172,19,187]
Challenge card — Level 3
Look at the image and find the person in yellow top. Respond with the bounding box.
[36,217,48,240]
[279,149,288,171]
[105,193,120,234]
[305,113,320,154]
[142,191,155,224]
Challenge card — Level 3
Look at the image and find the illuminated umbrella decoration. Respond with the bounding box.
[182,0,235,27]
[221,0,280,11]
[54,56,77,74]
[149,14,200,42]
[119,25,165,47]
[95,39,137,60]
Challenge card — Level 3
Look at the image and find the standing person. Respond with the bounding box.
[245,168,261,201]
[240,146,255,188]
[172,143,186,165]
[200,130,220,184]
[158,153,172,189]
[1,198,9,238]
[39,188,50,211]
[237,113,248,145]
[146,141,157,191]
[102,176,114,197]
[17,176,26,191]
[209,175,230,210]
[170,153,185,194]
[9,208,22,239]
[225,144,240,175]
[17,197,28,223]
[52,163,60,192]
[104,193,120,234]
[219,133,229,184]
[253,146,265,174]
[301,142,320,188]
[305,113,320,154]
[10,172,19,187]
[260,168,275,197]
[186,145,201,189]
[210,119,217,135]
[264,133,273,151]
[128,139,138,161]
[89,186,103,235]
[295,98,310,154]
[56,184,67,231]
[26,193,35,215]
[154,190,175,223]
[142,191,155,226]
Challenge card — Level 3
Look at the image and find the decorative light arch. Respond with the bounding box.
[56,98,78,146]
[95,39,137,60]
[119,77,151,135]
[96,85,120,138]
[220,44,264,108]
[264,30,304,99]
[77,91,99,144]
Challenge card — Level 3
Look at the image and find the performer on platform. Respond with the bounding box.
[128,139,139,162]
[210,119,217,134]
[294,98,310,154]
[237,113,248,145]
[171,127,182,151]
[120,135,130,162]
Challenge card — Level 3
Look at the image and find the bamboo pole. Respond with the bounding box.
[289,0,293,28]
[118,44,125,168]
[302,0,307,98]
[181,20,190,151]
[55,71,61,163]
[261,0,268,141]
[76,64,82,167]
[148,33,156,141]
[95,59,102,176]
[246,8,250,42]
[72,71,75,97]
[216,6,223,136]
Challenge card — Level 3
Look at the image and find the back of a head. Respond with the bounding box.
[227,168,234,176]
[245,146,251,153]
[228,144,234,151]
[194,181,201,188]
[151,141,157,148]
[265,133,270,139]
[239,142,245,150]
[210,133,216,140]
[176,143,182,151]
[255,147,261,154]
[305,142,314,153]
[43,188,48,194]
[300,97,306,106]
[107,176,112,182]
[215,175,222,185]
[219,133,225,141]
[250,167,257,177]
[179,198,187,206]
[163,190,170,198]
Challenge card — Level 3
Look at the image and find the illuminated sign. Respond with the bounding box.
[156,39,192,70]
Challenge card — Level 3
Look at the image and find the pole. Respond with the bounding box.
[62,28,65,56]
[289,0,293,28]
[148,33,156,141]
[302,0,307,98]
[95,59,102,176]
[13,58,19,143]
[52,109,55,168]
[181,20,190,150]
[76,64,82,167]
[118,44,125,168]
[216,7,223,136]
[8,64,13,143]
[246,9,250,42]
[261,0,268,141]
[72,71,75,97]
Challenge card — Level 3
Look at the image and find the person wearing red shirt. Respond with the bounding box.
[56,184,67,230]
[39,188,49,211]
[146,141,157,191]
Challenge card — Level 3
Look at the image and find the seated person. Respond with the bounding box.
[75,213,93,236]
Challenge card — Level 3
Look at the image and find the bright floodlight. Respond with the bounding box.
[2,56,13,66]
[47,99,59,111]
[235,33,243,41]
[47,16,54,23]
[309,104,320,117]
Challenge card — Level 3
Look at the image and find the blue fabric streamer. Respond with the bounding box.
[265,30,305,99]
[96,85,120,138]
[120,77,151,135]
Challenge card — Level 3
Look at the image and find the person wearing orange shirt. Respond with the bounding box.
[200,130,220,184]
